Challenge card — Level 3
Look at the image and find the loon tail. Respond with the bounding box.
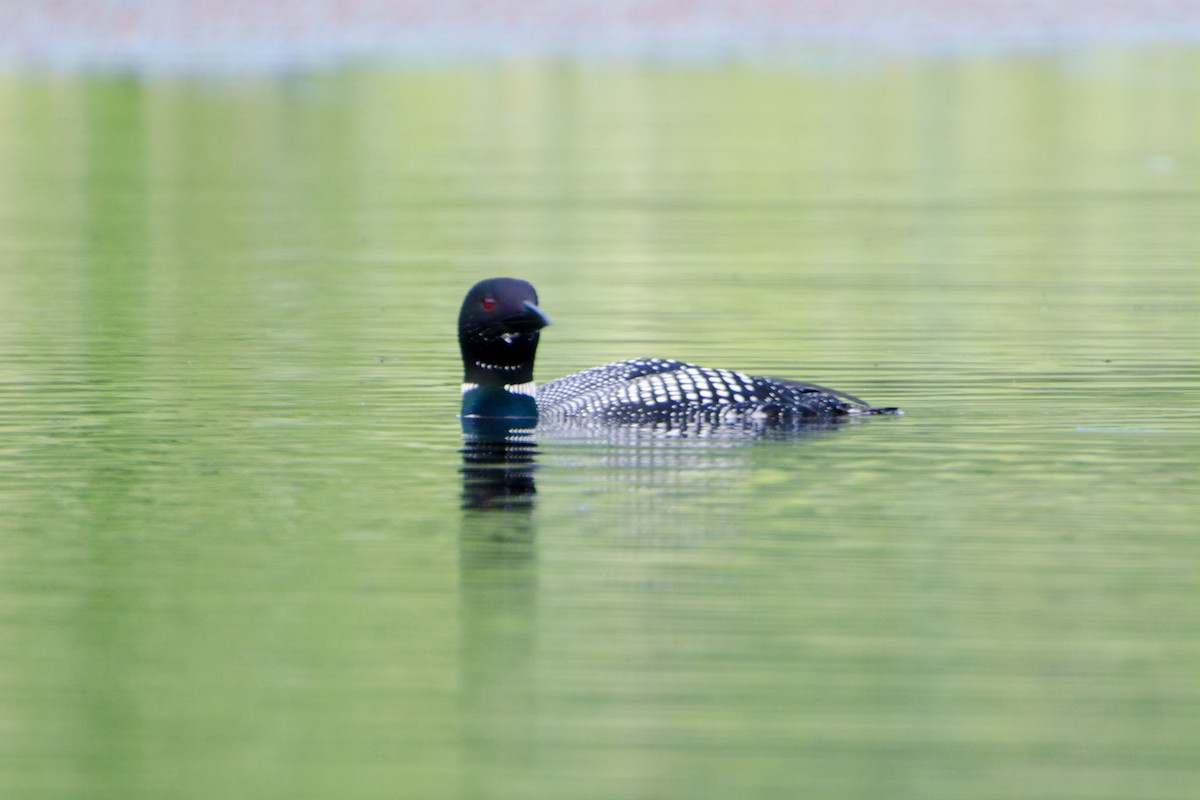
[775,377,902,417]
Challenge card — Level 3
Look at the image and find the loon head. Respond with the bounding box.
[458,277,550,388]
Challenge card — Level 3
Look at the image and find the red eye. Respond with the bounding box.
[481,297,497,311]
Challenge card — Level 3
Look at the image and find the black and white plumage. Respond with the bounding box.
[458,277,899,431]
[536,357,884,425]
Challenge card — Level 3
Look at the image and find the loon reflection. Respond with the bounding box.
[460,417,538,511]
[460,415,860,515]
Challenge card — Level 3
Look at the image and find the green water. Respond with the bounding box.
[1,53,1199,799]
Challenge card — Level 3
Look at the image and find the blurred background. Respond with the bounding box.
[1,4,1198,800]
[6,1,1200,69]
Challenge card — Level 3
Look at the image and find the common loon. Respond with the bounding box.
[458,277,899,429]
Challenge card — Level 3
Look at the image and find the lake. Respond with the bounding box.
[1,52,1198,799]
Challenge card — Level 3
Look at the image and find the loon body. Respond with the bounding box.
[458,277,898,430]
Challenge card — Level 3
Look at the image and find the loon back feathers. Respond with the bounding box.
[457,277,899,426]
[536,357,893,424]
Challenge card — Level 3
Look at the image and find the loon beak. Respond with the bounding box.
[519,300,551,331]
[485,300,550,339]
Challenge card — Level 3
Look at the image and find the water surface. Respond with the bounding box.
[1,54,1198,799]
